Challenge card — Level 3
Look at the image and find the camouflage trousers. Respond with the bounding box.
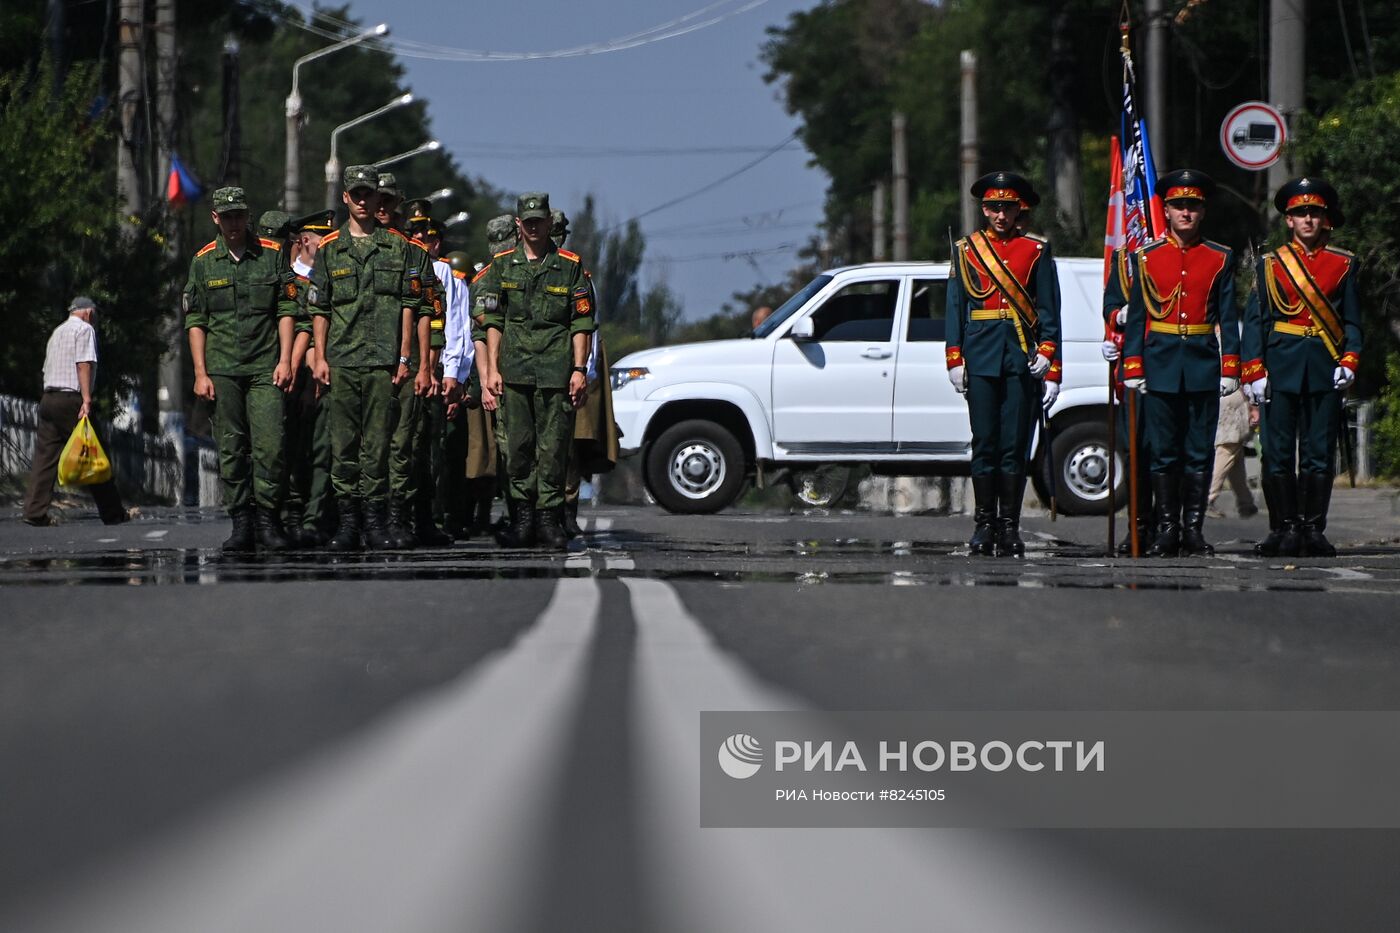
[388,376,423,503]
[503,383,574,509]
[283,367,331,530]
[211,372,285,512]
[328,365,394,503]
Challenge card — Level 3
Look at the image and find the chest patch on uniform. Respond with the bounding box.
[500,280,521,290]
[206,277,231,288]
[573,296,593,316]
[545,284,569,295]
[331,267,354,278]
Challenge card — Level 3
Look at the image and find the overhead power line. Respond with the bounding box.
[279,0,774,62]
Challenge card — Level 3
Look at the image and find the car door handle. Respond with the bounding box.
[861,347,893,359]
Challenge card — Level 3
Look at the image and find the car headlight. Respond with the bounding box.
[611,366,650,390]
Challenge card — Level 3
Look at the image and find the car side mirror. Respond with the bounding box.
[789,317,815,341]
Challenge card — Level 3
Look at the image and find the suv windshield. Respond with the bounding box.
[751,274,833,338]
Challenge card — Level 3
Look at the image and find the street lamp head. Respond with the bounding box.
[370,23,389,37]
[428,187,454,202]
[446,211,471,227]
[396,93,414,106]
[425,140,442,152]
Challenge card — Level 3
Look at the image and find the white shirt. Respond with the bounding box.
[292,256,313,278]
[42,314,98,392]
[437,259,475,382]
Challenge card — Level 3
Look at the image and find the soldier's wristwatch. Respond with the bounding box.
[572,366,588,374]
[399,356,410,365]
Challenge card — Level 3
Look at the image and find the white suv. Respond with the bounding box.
[611,259,1119,514]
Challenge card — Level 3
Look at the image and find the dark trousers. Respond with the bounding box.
[1145,390,1218,473]
[22,391,126,523]
[283,367,331,529]
[440,399,470,522]
[966,372,1038,476]
[1262,386,1341,477]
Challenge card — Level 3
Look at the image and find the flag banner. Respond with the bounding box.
[167,153,203,207]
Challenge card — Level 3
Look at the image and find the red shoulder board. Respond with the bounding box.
[493,248,515,259]
[471,264,492,284]
[386,228,409,242]
[258,237,282,251]
[557,249,580,263]
[452,269,468,280]
[195,240,217,257]
[319,230,340,246]
[409,236,429,250]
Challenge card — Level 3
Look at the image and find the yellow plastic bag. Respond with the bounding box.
[57,416,112,486]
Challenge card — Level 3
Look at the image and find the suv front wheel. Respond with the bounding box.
[645,419,746,514]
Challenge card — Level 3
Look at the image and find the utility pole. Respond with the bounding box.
[154,0,183,444]
[1047,3,1083,235]
[219,37,242,185]
[891,111,908,262]
[1144,0,1167,169]
[116,0,145,225]
[872,180,887,261]
[46,0,65,84]
[959,50,979,236]
[1268,0,1305,192]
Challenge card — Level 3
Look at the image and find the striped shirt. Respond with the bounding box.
[42,314,98,392]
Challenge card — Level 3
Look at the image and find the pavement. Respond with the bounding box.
[2,490,1399,932]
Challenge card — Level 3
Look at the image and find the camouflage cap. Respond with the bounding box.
[549,208,569,238]
[486,213,517,249]
[257,210,292,239]
[377,172,402,200]
[343,164,379,192]
[516,191,550,220]
[212,186,248,213]
[292,209,335,234]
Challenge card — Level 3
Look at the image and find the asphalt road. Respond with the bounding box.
[2,492,1399,932]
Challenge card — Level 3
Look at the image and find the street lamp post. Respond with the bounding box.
[284,23,388,214]
[374,139,442,171]
[444,211,470,227]
[324,93,415,210]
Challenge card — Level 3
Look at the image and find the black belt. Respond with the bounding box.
[43,387,80,394]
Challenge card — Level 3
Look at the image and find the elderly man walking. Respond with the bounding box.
[22,297,131,526]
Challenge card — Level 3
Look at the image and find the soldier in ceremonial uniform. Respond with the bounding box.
[1101,245,1153,552]
[1122,170,1240,557]
[946,172,1061,558]
[1241,177,1361,557]
[283,209,336,546]
[440,249,477,537]
[475,193,596,550]
[308,165,430,551]
[183,186,300,553]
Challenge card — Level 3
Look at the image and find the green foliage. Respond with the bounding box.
[1369,354,1400,480]
[0,59,167,406]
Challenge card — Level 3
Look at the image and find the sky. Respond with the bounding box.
[334,0,830,321]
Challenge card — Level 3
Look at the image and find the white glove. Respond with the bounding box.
[1219,376,1240,397]
[1123,377,1146,392]
[1028,353,1051,378]
[1333,366,1355,389]
[1100,340,1120,361]
[1041,381,1059,409]
[1115,307,1128,326]
[948,365,967,395]
[1244,375,1269,405]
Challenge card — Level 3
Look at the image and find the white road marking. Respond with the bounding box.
[565,552,593,571]
[97,537,117,543]
[13,579,602,933]
[143,530,168,539]
[605,554,634,571]
[1322,567,1373,581]
[624,578,1190,933]
[592,517,612,532]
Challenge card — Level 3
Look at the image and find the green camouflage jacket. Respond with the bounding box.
[183,234,300,376]
[474,243,596,388]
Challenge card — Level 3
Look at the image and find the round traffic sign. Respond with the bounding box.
[1220,101,1287,171]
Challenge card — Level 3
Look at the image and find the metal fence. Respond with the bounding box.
[0,393,220,506]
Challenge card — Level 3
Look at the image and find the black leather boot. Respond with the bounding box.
[496,499,537,548]
[1117,466,1153,556]
[537,507,569,550]
[1146,472,1181,558]
[362,499,395,550]
[968,474,997,557]
[415,494,453,546]
[281,507,306,548]
[563,499,583,539]
[327,499,362,552]
[255,506,291,552]
[1255,473,1301,557]
[1179,471,1215,556]
[993,472,1025,558]
[221,506,255,554]
[1299,471,1337,557]
[385,497,416,549]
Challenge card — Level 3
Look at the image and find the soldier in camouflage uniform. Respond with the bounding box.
[476,193,596,549]
[308,165,431,551]
[464,214,518,536]
[184,186,300,553]
[283,209,336,546]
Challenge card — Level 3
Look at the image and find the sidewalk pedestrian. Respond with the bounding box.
[1207,386,1259,519]
[22,297,132,526]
